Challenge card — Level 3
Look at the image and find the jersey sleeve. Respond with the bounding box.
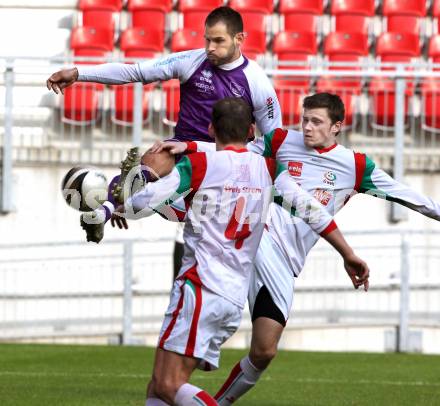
[359,155,440,221]
[184,141,216,153]
[247,128,288,158]
[77,49,204,85]
[273,169,336,235]
[244,61,282,134]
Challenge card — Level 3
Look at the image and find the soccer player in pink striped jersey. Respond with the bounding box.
[105,97,369,405]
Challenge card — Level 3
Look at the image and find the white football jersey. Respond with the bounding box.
[127,147,334,307]
[248,128,440,276]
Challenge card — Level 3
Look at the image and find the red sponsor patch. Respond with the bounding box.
[288,161,303,177]
[313,189,332,206]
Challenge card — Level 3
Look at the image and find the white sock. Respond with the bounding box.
[215,356,263,405]
[145,398,169,405]
[175,383,217,405]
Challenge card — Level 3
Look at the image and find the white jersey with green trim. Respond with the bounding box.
[126,147,335,308]
[247,128,440,276]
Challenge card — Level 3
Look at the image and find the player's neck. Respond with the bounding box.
[216,141,247,151]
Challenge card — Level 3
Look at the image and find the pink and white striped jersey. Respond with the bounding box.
[126,146,335,308]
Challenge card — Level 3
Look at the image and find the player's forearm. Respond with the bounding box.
[321,226,355,259]
[77,63,144,84]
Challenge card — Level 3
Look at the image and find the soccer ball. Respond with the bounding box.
[61,167,108,212]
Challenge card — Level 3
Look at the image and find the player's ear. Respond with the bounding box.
[208,123,216,139]
[247,123,256,141]
[331,121,342,135]
[235,32,245,47]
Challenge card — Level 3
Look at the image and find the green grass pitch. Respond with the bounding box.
[0,343,439,405]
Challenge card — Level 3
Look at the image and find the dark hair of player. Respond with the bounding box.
[303,92,345,125]
[205,6,244,37]
[212,97,253,144]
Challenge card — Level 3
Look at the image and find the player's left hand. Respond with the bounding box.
[111,205,129,230]
[148,140,187,155]
[343,253,370,291]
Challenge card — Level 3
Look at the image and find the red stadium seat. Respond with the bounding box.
[171,29,205,52]
[111,83,154,125]
[421,80,440,132]
[241,31,266,59]
[383,0,426,35]
[229,0,274,14]
[128,0,172,33]
[274,83,309,127]
[241,11,268,36]
[331,0,375,34]
[127,0,172,12]
[323,32,368,89]
[279,0,323,33]
[120,27,164,56]
[428,35,440,64]
[273,31,317,60]
[324,32,369,59]
[375,32,420,63]
[273,31,317,87]
[179,0,223,12]
[79,0,123,32]
[62,83,104,125]
[162,79,180,126]
[183,10,210,30]
[368,78,414,129]
[71,26,114,55]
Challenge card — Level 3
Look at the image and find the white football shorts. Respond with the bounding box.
[248,229,296,322]
[158,277,242,370]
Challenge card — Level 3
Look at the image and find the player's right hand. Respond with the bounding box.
[343,253,370,292]
[46,68,79,95]
[148,140,187,155]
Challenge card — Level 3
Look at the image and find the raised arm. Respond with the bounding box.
[359,155,440,221]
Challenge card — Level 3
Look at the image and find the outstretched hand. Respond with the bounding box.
[111,205,129,230]
[148,140,187,155]
[344,253,370,291]
[46,67,79,95]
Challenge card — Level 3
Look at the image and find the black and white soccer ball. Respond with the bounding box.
[61,167,108,212]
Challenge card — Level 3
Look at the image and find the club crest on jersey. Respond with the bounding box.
[230,81,245,97]
[313,189,332,206]
[288,161,303,177]
[323,170,336,186]
[233,164,250,182]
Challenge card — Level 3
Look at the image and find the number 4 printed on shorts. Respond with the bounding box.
[224,196,251,249]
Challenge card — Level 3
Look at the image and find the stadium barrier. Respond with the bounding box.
[1,230,439,353]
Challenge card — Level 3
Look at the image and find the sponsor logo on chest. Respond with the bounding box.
[323,170,337,186]
[288,161,303,177]
[313,189,332,206]
[195,69,215,93]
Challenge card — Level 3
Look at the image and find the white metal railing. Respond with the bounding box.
[1,230,439,352]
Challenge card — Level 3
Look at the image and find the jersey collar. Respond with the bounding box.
[224,145,248,153]
[219,54,245,71]
[315,143,338,154]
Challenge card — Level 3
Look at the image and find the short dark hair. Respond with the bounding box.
[205,6,243,37]
[212,98,252,144]
[303,92,345,124]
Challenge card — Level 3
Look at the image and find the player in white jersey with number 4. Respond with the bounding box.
[106,97,369,406]
[150,92,440,404]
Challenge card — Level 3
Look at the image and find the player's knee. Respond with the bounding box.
[250,345,278,369]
